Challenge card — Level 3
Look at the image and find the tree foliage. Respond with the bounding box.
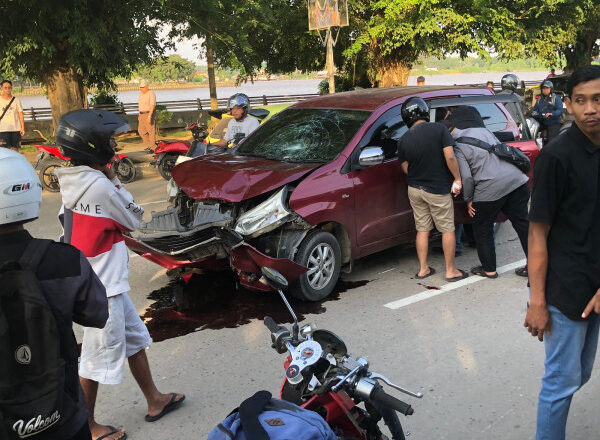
[0,0,165,125]
[135,54,197,83]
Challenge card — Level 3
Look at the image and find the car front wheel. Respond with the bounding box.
[291,230,341,301]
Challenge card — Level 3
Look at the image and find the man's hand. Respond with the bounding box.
[451,179,462,197]
[544,112,552,118]
[524,303,551,341]
[582,288,600,318]
[467,201,476,217]
[20,128,25,136]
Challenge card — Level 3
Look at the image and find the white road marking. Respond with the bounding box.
[379,267,397,275]
[384,259,526,310]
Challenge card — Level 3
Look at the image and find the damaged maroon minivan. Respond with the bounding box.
[124,86,539,301]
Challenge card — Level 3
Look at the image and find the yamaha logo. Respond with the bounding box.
[15,345,32,365]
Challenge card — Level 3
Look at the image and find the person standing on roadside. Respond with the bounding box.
[0,148,109,440]
[416,76,426,86]
[54,110,185,440]
[448,106,530,279]
[0,80,25,151]
[397,97,468,282]
[498,74,524,127]
[137,79,156,153]
[524,65,600,440]
[532,80,563,143]
[546,68,556,79]
[486,81,494,89]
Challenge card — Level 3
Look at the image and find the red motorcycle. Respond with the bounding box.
[260,266,422,440]
[151,122,208,180]
[35,145,136,192]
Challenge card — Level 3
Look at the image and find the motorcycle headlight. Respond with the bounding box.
[234,187,291,237]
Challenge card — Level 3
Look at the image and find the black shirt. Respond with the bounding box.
[0,230,108,439]
[397,121,455,194]
[528,123,600,321]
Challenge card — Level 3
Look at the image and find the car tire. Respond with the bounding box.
[158,153,178,180]
[290,230,341,302]
[38,156,64,192]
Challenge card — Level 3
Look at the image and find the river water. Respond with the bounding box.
[18,71,549,108]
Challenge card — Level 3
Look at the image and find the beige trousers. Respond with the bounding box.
[138,113,156,147]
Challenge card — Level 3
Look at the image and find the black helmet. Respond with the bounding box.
[501,74,519,92]
[228,93,250,117]
[540,80,554,91]
[56,110,130,164]
[401,97,430,127]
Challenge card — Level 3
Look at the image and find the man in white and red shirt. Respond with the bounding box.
[55,110,184,440]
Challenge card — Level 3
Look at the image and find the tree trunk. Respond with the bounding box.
[376,61,411,87]
[206,38,218,110]
[563,30,597,72]
[45,68,86,130]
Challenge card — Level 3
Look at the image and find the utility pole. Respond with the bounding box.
[326,28,335,94]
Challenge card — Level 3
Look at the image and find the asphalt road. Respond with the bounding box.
[26,175,600,440]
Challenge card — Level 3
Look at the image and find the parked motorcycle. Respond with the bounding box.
[261,266,422,440]
[35,145,136,192]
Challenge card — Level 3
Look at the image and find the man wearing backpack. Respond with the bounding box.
[448,106,530,279]
[54,110,185,440]
[0,148,109,440]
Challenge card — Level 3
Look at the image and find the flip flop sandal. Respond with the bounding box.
[414,267,436,279]
[470,266,498,279]
[515,266,528,277]
[446,269,469,282]
[145,393,186,422]
[96,426,127,440]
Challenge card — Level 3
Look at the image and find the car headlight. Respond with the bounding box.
[234,187,291,236]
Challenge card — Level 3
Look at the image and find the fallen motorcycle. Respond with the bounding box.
[35,144,136,192]
[260,266,422,440]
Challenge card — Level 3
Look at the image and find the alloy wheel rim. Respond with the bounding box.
[306,243,335,290]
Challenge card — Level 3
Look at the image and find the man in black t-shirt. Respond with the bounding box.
[397,97,468,282]
[524,65,600,440]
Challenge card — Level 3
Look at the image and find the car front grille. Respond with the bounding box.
[141,228,220,255]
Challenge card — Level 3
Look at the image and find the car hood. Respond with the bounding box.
[172,153,321,202]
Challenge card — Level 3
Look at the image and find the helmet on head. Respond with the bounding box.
[501,74,519,92]
[540,80,554,91]
[401,97,430,127]
[56,109,130,165]
[227,93,250,118]
[0,149,42,225]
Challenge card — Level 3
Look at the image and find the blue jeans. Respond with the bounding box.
[455,223,464,253]
[536,305,600,440]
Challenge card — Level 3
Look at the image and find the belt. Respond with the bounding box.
[410,185,442,195]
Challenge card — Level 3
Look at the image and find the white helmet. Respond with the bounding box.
[0,148,42,225]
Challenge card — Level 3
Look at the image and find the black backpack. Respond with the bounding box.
[455,136,531,174]
[0,240,71,439]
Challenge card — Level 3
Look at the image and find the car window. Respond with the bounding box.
[235,108,371,163]
[370,114,408,159]
[469,103,508,132]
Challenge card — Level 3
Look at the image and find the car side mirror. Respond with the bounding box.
[358,146,385,167]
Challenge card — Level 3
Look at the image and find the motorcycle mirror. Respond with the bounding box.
[300,324,314,339]
[261,267,288,291]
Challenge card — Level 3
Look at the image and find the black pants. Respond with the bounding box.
[472,184,529,272]
[0,131,21,149]
[545,123,561,142]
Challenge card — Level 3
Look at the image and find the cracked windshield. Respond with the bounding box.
[236,108,371,162]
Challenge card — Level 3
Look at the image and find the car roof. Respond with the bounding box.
[292,86,494,111]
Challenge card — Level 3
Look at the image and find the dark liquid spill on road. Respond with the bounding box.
[416,282,441,290]
[141,272,369,342]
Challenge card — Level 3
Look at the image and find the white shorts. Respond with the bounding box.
[79,292,152,385]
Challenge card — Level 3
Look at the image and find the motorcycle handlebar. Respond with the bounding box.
[263,316,279,333]
[370,386,414,416]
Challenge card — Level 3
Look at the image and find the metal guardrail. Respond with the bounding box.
[23,81,546,122]
[22,93,320,122]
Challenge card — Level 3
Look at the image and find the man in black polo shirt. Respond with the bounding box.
[524,65,600,440]
[397,97,467,282]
